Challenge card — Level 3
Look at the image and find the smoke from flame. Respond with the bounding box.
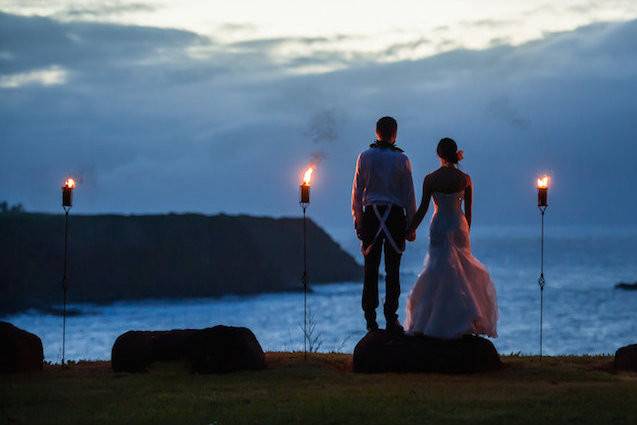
[306,108,338,145]
[303,167,314,185]
[304,108,342,169]
[310,151,326,165]
[537,176,549,189]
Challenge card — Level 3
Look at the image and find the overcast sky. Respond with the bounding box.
[2,1,637,237]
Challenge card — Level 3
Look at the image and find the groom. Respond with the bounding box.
[351,116,417,334]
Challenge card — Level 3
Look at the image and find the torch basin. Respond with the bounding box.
[537,187,548,207]
[62,187,73,207]
[300,184,310,204]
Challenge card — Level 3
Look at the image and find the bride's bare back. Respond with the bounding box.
[425,166,471,194]
[408,165,473,233]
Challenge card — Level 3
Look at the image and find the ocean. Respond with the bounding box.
[5,225,637,362]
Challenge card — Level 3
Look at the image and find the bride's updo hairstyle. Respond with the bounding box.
[437,137,461,164]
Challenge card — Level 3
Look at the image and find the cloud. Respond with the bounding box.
[382,37,431,58]
[0,65,68,88]
[55,1,156,19]
[0,12,361,80]
[0,12,207,76]
[488,36,513,47]
[565,0,637,16]
[230,36,334,50]
[222,34,365,73]
[1,13,637,230]
[462,18,518,29]
[215,22,257,34]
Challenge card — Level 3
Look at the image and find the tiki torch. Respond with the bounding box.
[300,166,313,359]
[61,177,75,365]
[536,175,549,358]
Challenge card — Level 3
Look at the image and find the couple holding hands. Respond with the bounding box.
[351,116,498,339]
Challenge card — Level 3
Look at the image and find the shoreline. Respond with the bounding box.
[0,284,341,317]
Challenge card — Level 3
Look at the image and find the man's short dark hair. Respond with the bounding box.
[376,116,398,141]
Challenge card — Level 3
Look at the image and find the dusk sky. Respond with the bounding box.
[2,1,637,237]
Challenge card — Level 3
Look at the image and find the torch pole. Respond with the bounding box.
[62,206,70,365]
[299,169,312,360]
[538,206,546,359]
[302,205,308,360]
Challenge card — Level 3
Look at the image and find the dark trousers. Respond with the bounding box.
[361,205,406,324]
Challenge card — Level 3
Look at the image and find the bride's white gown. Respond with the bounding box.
[404,191,498,339]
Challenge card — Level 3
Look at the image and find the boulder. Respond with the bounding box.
[615,282,637,291]
[0,321,44,373]
[187,325,265,374]
[353,329,501,373]
[111,325,265,373]
[111,329,198,372]
[615,344,637,372]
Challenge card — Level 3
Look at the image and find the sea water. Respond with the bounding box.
[5,225,637,362]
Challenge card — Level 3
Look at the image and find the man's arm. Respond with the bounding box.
[403,157,417,225]
[401,156,417,241]
[351,154,365,239]
[408,174,432,234]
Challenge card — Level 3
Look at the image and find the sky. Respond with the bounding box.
[1,0,637,237]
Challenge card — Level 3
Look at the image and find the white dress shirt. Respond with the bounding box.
[351,145,417,231]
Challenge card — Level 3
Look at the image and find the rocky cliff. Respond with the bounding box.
[0,213,362,314]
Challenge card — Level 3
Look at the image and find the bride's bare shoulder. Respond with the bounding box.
[426,167,443,178]
[424,170,438,184]
[463,171,472,188]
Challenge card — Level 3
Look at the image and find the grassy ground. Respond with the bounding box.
[1,353,636,425]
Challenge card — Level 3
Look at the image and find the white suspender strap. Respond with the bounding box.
[362,204,404,256]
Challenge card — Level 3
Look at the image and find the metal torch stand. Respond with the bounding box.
[61,207,71,365]
[538,206,546,358]
[301,205,308,360]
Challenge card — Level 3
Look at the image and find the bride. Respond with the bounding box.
[404,138,498,339]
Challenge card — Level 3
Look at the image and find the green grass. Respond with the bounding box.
[1,353,636,425]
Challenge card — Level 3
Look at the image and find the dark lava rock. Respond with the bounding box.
[111,325,265,374]
[187,325,265,374]
[615,344,637,372]
[353,329,501,373]
[111,329,198,372]
[615,282,637,291]
[0,321,44,373]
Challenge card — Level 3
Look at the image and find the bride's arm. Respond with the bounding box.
[464,176,473,229]
[408,176,432,233]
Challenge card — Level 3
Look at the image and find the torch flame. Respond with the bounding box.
[537,175,549,189]
[303,167,314,186]
[64,178,76,189]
